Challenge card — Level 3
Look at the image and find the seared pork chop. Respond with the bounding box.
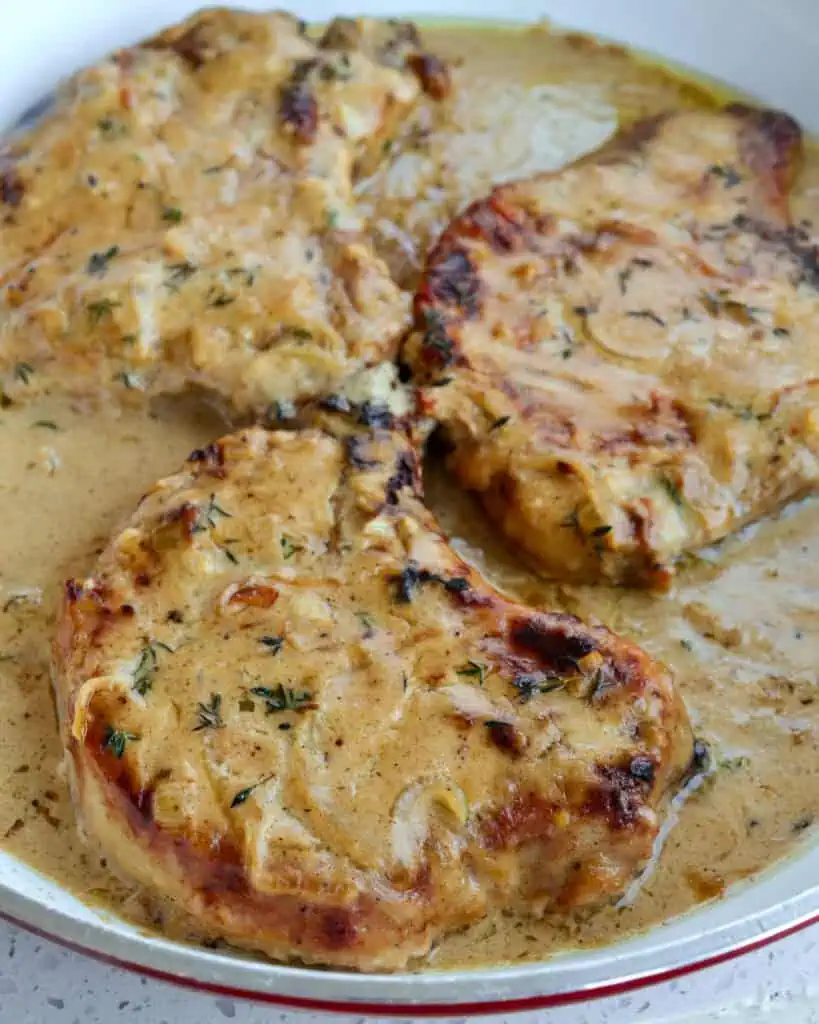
[54,415,694,969]
[404,106,819,587]
[0,10,449,413]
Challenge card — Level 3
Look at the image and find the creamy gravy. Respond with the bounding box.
[0,22,817,970]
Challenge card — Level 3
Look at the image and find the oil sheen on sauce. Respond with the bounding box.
[1,22,818,970]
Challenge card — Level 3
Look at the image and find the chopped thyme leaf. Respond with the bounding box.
[280,535,297,559]
[132,640,173,696]
[266,399,297,424]
[356,611,375,634]
[219,544,239,565]
[660,475,685,509]
[97,117,126,139]
[719,755,750,771]
[161,206,183,224]
[208,292,235,308]
[560,508,580,531]
[86,246,120,275]
[590,524,612,538]
[193,693,224,731]
[102,726,138,759]
[32,419,59,430]
[249,684,316,713]
[489,415,511,432]
[164,261,198,290]
[87,298,121,324]
[627,309,665,327]
[680,638,694,652]
[512,673,564,702]
[326,208,340,229]
[289,326,313,341]
[259,635,284,656]
[13,362,34,385]
[773,326,790,337]
[708,164,741,188]
[230,774,274,808]
[617,266,633,294]
[456,660,486,684]
[193,494,232,533]
[238,694,256,713]
[114,371,140,390]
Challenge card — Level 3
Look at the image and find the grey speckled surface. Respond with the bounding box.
[0,917,818,1023]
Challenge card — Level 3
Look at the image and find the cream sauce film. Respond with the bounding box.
[1,21,818,970]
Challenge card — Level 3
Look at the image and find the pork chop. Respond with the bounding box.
[53,412,695,969]
[404,106,819,586]
[0,10,449,413]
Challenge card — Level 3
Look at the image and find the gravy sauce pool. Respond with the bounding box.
[1,22,818,969]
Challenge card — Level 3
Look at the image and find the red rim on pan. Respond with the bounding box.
[1,899,819,1015]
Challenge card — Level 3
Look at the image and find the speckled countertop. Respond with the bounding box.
[0,917,818,1023]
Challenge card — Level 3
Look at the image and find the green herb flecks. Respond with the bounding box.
[249,684,316,714]
[230,773,274,809]
[102,726,138,759]
[87,298,121,325]
[708,164,742,188]
[456,660,486,685]
[164,261,198,290]
[511,673,564,702]
[132,640,173,696]
[356,611,375,635]
[114,370,141,390]
[627,309,665,327]
[194,693,224,731]
[13,363,34,385]
[86,246,120,276]
[219,542,239,565]
[193,494,232,534]
[260,635,284,656]
[161,206,183,224]
[280,535,298,560]
[32,419,59,431]
[207,287,235,308]
[97,117,126,139]
[660,475,686,509]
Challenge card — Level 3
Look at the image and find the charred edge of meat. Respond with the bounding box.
[458,196,529,253]
[416,310,458,369]
[164,501,200,539]
[279,72,319,145]
[406,52,451,100]
[426,248,482,317]
[726,102,803,190]
[384,451,415,505]
[0,166,24,207]
[145,24,213,69]
[484,721,527,757]
[188,441,225,469]
[510,615,598,671]
[584,761,653,830]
